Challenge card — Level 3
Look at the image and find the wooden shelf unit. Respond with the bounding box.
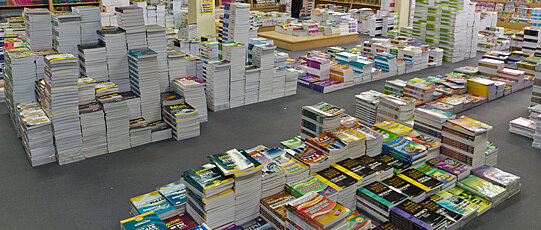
[0,1,99,11]
[316,0,380,9]
[473,0,541,29]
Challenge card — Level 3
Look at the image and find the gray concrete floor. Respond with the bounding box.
[1,38,539,229]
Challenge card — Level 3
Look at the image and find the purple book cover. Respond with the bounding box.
[471,166,520,188]
[391,207,434,230]
[219,224,240,230]
[164,214,197,230]
[310,81,333,92]
[427,156,470,176]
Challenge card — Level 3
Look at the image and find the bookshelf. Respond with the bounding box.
[0,1,99,12]
[315,0,380,10]
[473,0,541,30]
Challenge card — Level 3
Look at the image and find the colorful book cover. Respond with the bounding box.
[332,158,375,181]
[182,164,234,195]
[263,148,309,176]
[418,199,462,229]
[381,176,424,199]
[406,132,441,150]
[374,154,410,174]
[456,175,507,202]
[327,126,366,143]
[397,169,443,192]
[390,200,446,230]
[351,123,383,141]
[355,155,392,174]
[245,147,285,177]
[130,191,175,216]
[426,156,471,176]
[238,217,273,230]
[157,181,187,207]
[471,166,520,189]
[287,175,339,198]
[374,128,399,143]
[446,116,491,134]
[345,210,372,230]
[429,190,479,217]
[358,182,408,210]
[280,136,305,149]
[416,164,456,187]
[208,149,255,176]
[304,101,345,117]
[120,211,168,230]
[163,214,197,229]
[448,187,492,214]
[288,146,329,165]
[187,224,211,230]
[260,190,296,221]
[314,167,357,190]
[382,137,427,160]
[374,120,412,136]
[287,192,348,227]
[415,106,456,121]
[305,133,347,154]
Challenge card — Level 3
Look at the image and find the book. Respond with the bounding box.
[260,190,296,230]
[445,116,492,135]
[416,164,457,191]
[130,191,177,220]
[163,214,197,229]
[357,181,408,214]
[314,166,358,209]
[120,211,168,230]
[417,199,462,230]
[157,181,187,208]
[208,149,255,176]
[456,175,508,206]
[389,199,447,230]
[238,217,273,230]
[332,158,377,187]
[374,120,413,137]
[448,186,492,216]
[181,164,234,198]
[286,192,349,230]
[397,169,443,196]
[381,176,425,203]
[471,166,521,197]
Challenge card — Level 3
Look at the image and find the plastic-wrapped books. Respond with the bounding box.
[98,27,130,91]
[79,102,108,158]
[171,76,208,122]
[116,7,147,49]
[73,6,101,44]
[97,93,131,152]
[52,12,81,55]
[24,8,52,51]
[204,60,231,111]
[146,25,169,92]
[78,43,109,82]
[128,48,162,122]
[16,102,56,166]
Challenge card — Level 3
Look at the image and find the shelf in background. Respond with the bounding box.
[52,1,99,5]
[316,0,380,8]
[497,20,529,30]
[251,5,279,11]
[0,4,48,8]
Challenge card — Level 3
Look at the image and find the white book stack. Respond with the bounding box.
[33,49,56,81]
[532,114,541,149]
[52,12,81,55]
[376,93,415,127]
[16,102,56,166]
[78,43,109,82]
[133,1,147,24]
[79,102,108,158]
[43,53,84,165]
[285,68,298,96]
[252,42,276,102]
[97,93,131,152]
[149,120,172,142]
[77,76,96,105]
[146,6,157,25]
[274,50,288,67]
[355,90,382,126]
[98,27,131,92]
[129,118,152,147]
[116,6,147,49]
[478,58,504,78]
[244,66,260,105]
[171,77,208,122]
[24,8,52,51]
[199,41,220,59]
[223,3,251,44]
[509,117,536,138]
[272,68,286,99]
[167,50,187,85]
[221,43,247,108]
[156,4,166,26]
[73,6,101,44]
[204,60,231,111]
[119,91,142,120]
[4,49,37,125]
[128,48,162,122]
[146,25,169,92]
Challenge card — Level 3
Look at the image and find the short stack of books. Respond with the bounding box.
[162,103,200,140]
[130,191,178,220]
[116,6,147,49]
[163,214,197,229]
[406,131,442,161]
[351,123,383,157]
[314,167,358,210]
[78,43,109,82]
[286,175,339,201]
[261,147,310,184]
[330,64,354,87]
[328,126,366,159]
[416,163,457,190]
[204,60,231,111]
[16,102,56,166]
[355,155,394,181]
[157,181,187,215]
[376,94,415,127]
[404,82,436,103]
[286,146,330,175]
[305,133,348,164]
[397,169,443,197]
[52,12,81,55]
[384,79,406,96]
[286,192,349,230]
[79,102,108,158]
[389,199,447,230]
[374,120,413,137]
[97,93,131,153]
[145,25,169,92]
[441,116,492,168]
[98,27,131,92]
[77,77,96,106]
[533,114,541,149]
[120,211,168,230]
[128,48,162,122]
[356,181,408,223]
[272,68,286,99]
[457,175,508,207]
[332,158,377,188]
[429,190,480,226]
[284,68,298,97]
[73,6,101,44]
[149,120,172,142]
[426,156,471,181]
[260,190,296,230]
[382,136,428,167]
[129,118,151,147]
[172,77,208,122]
[245,146,286,198]
[414,105,457,139]
[301,102,345,139]
[24,8,52,51]
[477,58,504,78]
[472,166,521,198]
[355,90,382,126]
[508,117,536,138]
[245,65,260,104]
[382,176,426,203]
[95,81,119,98]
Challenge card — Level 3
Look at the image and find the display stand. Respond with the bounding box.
[258,31,358,50]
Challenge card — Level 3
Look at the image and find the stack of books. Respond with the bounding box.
[128,48,162,122]
[406,131,442,160]
[272,68,286,99]
[375,154,412,174]
[116,6,147,49]
[260,190,296,230]
[95,81,118,97]
[251,42,275,102]
[441,116,492,168]
[204,60,231,111]
[130,191,178,220]
[162,102,200,140]
[120,211,168,230]
[149,120,172,142]
[382,175,426,203]
[509,117,536,138]
[52,12,81,55]
[478,58,504,78]
[181,164,235,229]
[5,50,38,127]
[332,158,377,188]
[261,147,310,184]
[245,65,260,104]
[330,64,354,87]
[77,77,96,106]
[404,82,435,103]
[285,68,298,96]
[314,167,358,210]
[171,76,208,122]
[167,50,187,84]
[426,156,471,181]
[447,186,492,216]
[374,120,413,137]
[208,149,263,225]
[429,190,480,226]
[24,8,52,51]
[98,27,130,92]
[78,43,109,82]
[355,90,383,126]
[221,43,247,108]
[286,175,339,201]
[351,123,383,157]
[79,102,108,158]
[145,25,169,92]
[223,3,251,44]
[328,126,366,159]
[157,181,187,215]
[382,136,428,167]
[245,146,286,198]
[16,102,56,166]
[397,169,443,197]
[356,181,408,223]
[533,114,541,149]
[355,155,394,181]
[163,214,196,229]
[457,175,508,207]
[200,41,220,59]
[389,199,447,230]
[374,52,398,78]
[485,142,499,167]
[73,6,101,44]
[377,94,415,127]
[33,49,56,81]
[301,102,345,139]
[120,91,142,120]
[416,163,457,190]
[286,192,349,230]
[384,79,406,96]
[128,118,151,147]
[286,146,330,175]
[97,93,131,153]
[414,106,457,139]
[472,166,521,198]
[305,133,348,164]
[43,54,83,165]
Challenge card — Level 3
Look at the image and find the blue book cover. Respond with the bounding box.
[188,224,211,230]
[120,211,168,230]
[182,164,234,195]
[157,181,187,207]
[130,191,175,217]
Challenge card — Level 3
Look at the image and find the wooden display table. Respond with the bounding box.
[258,31,358,51]
[257,25,275,33]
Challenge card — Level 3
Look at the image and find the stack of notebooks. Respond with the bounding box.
[209,149,263,225]
[98,27,130,92]
[441,116,492,168]
[79,102,108,158]
[245,65,261,104]
[73,6,101,44]
[120,91,142,120]
[260,190,296,230]
[97,93,131,153]
[305,132,348,164]
[130,191,178,220]
[397,169,443,197]
[24,8,52,51]
[286,192,349,230]
[301,102,345,139]
[162,102,200,140]
[457,175,508,207]
[116,6,147,49]
[204,60,231,111]
[43,54,84,165]
[167,50,187,83]
[356,181,408,223]
[414,106,457,140]
[149,120,172,142]
[52,12,81,55]
[77,77,96,106]
[328,126,366,159]
[221,43,247,108]
[145,25,169,92]
[472,166,521,198]
[355,90,382,126]
[261,147,310,184]
[314,167,358,210]
[376,94,415,127]
[128,48,162,122]
[181,164,235,229]
[78,43,109,82]
[129,118,151,147]
[245,146,287,198]
[508,117,536,138]
[16,102,56,166]
[171,76,208,122]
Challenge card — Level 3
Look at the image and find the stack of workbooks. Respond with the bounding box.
[305,133,348,164]
[24,8,52,51]
[128,48,162,122]
[416,163,457,190]
[286,175,339,202]
[245,65,261,104]
[426,155,472,181]
[163,214,197,229]
[73,6,101,44]
[332,158,378,188]
[285,146,330,175]
[509,117,536,138]
[157,181,187,219]
[406,131,442,160]
[43,54,83,165]
[356,181,408,223]
[95,81,118,97]
[375,154,412,175]
[328,126,366,159]
[128,118,151,147]
[414,106,457,139]
[533,114,541,149]
[355,90,382,126]
[167,50,187,84]
[314,167,358,210]
[260,190,296,230]
[221,43,247,108]
[245,146,287,198]
[251,42,275,102]
[301,102,345,139]
[389,199,447,230]
[16,102,56,166]
[447,186,492,217]
[209,149,262,225]
[457,175,508,207]
[121,212,167,229]
[204,60,231,111]
[98,27,130,92]
[272,69,286,99]
[397,169,443,197]
[261,147,310,184]
[162,103,200,140]
[374,52,398,78]
[97,93,131,153]
[116,6,147,49]
[79,102,108,158]
[472,166,521,198]
[182,164,235,228]
[77,77,96,106]
[441,116,492,168]
[149,121,172,142]
[78,43,109,82]
[120,91,142,120]
[478,58,504,78]
[429,190,480,226]
[485,142,499,167]
[382,176,426,203]
[382,136,428,167]
[52,12,81,55]
[145,25,169,92]
[171,76,208,122]
[286,192,349,230]
[404,82,436,103]
[355,155,394,181]
[351,122,384,157]
[130,191,178,220]
[376,93,415,127]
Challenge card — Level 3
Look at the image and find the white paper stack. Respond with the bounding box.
[43,53,84,165]
[97,93,131,152]
[16,102,56,166]
[119,91,142,120]
[116,6,147,49]
[509,117,536,138]
[251,42,275,102]
[77,76,96,105]
[171,77,208,122]
[223,3,251,44]
[162,102,201,140]
[129,118,152,147]
[355,90,382,126]
[78,43,109,82]
[52,12,81,55]
[146,25,169,92]
[532,114,541,149]
[24,8,52,51]
[98,27,131,92]
[156,4,166,26]
[167,50,187,83]
[4,49,37,122]
[221,43,246,108]
[284,68,298,97]
[244,66,260,104]
[128,48,162,122]
[73,6,101,44]
[272,68,286,99]
[204,60,231,111]
[149,120,172,142]
[79,102,108,158]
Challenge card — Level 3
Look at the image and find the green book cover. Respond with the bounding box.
[208,149,255,176]
[182,164,234,194]
[448,186,492,215]
[457,175,507,202]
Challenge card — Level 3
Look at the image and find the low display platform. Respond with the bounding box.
[257,25,275,33]
[258,31,358,51]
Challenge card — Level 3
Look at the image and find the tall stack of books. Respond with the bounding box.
[128,48,162,122]
[204,60,231,111]
[162,103,200,140]
[78,43,109,82]
[128,118,151,147]
[414,106,457,140]
[24,8,52,51]
[285,68,298,96]
[351,123,384,157]
[286,192,349,230]
[167,50,187,84]
[98,27,130,92]
[223,3,251,44]
[355,90,382,126]
[272,68,286,99]
[252,43,275,102]
[171,76,208,122]
[305,133,348,164]
[208,149,263,225]
[79,102,108,158]
[146,25,169,92]
[377,94,415,127]
[43,54,83,165]
[245,65,260,104]
[245,146,286,198]
[301,102,345,139]
[116,6,147,49]
[533,114,541,149]
[374,52,398,78]
[221,43,247,108]
[52,12,81,55]
[200,41,220,59]
[16,102,56,166]
[73,6,101,44]
[33,49,56,81]
[97,93,131,153]
[4,48,36,125]
[260,190,296,230]
[356,181,408,223]
[441,116,492,168]
[121,91,142,120]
